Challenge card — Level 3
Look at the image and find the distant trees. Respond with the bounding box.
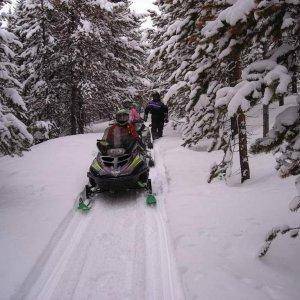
[0,0,146,154]
[12,0,58,141]
[46,0,145,134]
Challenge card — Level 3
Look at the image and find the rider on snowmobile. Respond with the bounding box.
[102,109,144,150]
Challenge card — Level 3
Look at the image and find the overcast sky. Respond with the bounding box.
[130,0,156,14]
[1,0,156,13]
[131,0,156,28]
[1,0,156,28]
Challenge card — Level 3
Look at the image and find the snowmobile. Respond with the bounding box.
[78,138,156,212]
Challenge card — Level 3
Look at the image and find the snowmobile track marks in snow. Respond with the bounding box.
[14,141,184,300]
[14,208,93,300]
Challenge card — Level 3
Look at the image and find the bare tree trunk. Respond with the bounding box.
[237,107,250,182]
[233,51,250,183]
[263,104,269,137]
[70,85,77,135]
[77,95,85,134]
[40,0,46,45]
[279,97,284,106]
[231,115,238,139]
[291,67,298,93]
[68,11,78,135]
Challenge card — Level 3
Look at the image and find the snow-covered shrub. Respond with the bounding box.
[259,176,300,257]
[255,98,300,257]
[29,120,59,144]
[251,100,300,178]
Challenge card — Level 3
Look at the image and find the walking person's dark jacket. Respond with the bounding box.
[144,92,168,139]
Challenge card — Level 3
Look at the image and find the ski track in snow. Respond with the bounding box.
[13,143,184,300]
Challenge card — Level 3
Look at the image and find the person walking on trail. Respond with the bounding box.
[144,92,168,140]
[102,109,143,149]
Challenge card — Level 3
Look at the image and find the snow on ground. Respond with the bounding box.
[158,129,299,300]
[0,134,99,298]
[159,98,300,300]
[0,126,183,299]
[1,102,300,299]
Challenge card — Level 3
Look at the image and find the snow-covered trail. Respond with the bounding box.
[13,143,184,300]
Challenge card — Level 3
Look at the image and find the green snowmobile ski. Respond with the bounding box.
[77,185,94,212]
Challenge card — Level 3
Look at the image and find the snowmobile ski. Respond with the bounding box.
[146,179,157,206]
[146,194,157,206]
[77,185,94,212]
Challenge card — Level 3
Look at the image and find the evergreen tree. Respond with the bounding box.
[0,0,32,155]
[110,1,146,105]
[149,0,200,118]
[199,0,299,183]
[48,0,145,134]
[12,0,58,143]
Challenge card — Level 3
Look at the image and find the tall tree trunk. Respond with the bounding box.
[40,0,46,45]
[68,11,78,135]
[231,115,238,139]
[263,104,269,137]
[77,95,85,134]
[237,107,250,182]
[70,85,77,135]
[279,96,284,106]
[233,51,250,183]
[291,66,298,93]
[261,41,269,137]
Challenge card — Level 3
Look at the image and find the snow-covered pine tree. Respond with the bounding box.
[182,1,230,152]
[244,0,300,137]
[47,0,145,133]
[149,0,201,119]
[11,0,58,143]
[257,105,300,257]
[198,0,265,183]
[203,0,299,183]
[47,0,115,134]
[108,1,146,107]
[0,0,32,155]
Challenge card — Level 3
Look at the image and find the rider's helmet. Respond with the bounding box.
[115,109,130,126]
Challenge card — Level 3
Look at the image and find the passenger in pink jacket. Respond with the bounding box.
[123,100,141,124]
[129,105,141,123]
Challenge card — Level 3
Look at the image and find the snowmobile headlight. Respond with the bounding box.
[107,148,126,157]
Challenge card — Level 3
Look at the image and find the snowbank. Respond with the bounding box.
[0,133,100,298]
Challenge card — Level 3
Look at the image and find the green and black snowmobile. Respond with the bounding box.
[78,123,156,211]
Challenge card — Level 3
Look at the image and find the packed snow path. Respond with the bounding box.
[2,114,300,300]
[13,144,183,300]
